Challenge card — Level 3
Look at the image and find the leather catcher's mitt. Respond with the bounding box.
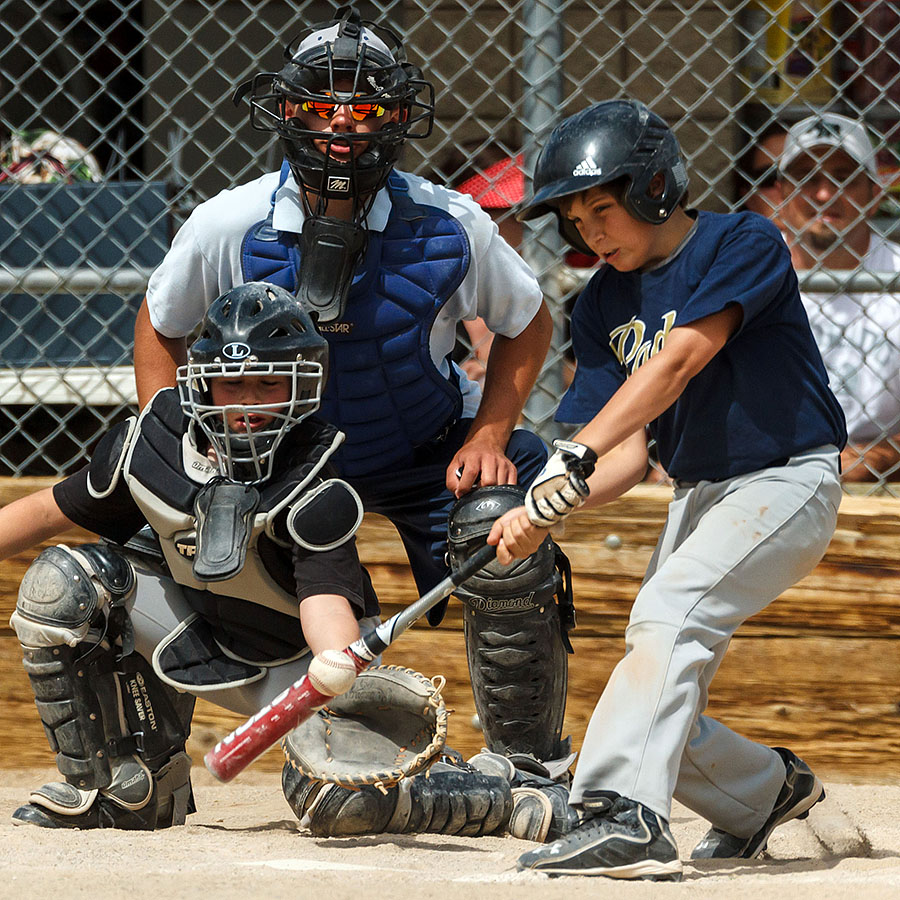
[282,665,449,792]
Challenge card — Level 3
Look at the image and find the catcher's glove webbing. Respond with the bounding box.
[282,665,448,794]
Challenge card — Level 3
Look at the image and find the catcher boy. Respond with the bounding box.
[4,283,565,841]
[488,99,847,881]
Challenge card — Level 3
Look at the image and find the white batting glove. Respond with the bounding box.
[525,439,598,527]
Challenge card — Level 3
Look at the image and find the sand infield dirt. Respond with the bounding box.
[1,767,898,900]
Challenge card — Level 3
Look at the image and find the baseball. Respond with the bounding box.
[307,649,358,697]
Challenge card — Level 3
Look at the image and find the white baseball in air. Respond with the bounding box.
[307,649,358,696]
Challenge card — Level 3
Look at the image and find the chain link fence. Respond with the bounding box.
[2,1,900,490]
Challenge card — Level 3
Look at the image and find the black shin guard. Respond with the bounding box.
[12,544,196,828]
[448,486,574,762]
[461,597,569,761]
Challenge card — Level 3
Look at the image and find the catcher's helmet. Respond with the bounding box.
[519,99,688,254]
[177,283,328,482]
[242,5,434,216]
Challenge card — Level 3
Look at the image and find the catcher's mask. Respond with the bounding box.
[239,4,434,221]
[177,283,328,483]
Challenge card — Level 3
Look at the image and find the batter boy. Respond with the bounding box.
[488,99,847,881]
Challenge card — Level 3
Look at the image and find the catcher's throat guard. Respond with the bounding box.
[297,214,367,323]
[192,480,260,582]
[281,665,448,792]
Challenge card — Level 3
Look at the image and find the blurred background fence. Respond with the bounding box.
[3,1,900,487]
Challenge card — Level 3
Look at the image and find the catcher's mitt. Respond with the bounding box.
[282,665,448,793]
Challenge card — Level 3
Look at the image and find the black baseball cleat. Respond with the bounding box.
[690,747,825,859]
[516,790,683,881]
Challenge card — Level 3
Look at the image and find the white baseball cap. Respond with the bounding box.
[779,113,878,180]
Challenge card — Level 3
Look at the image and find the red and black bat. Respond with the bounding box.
[204,542,496,782]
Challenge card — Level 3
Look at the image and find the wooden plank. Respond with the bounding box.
[2,632,898,777]
[2,479,899,776]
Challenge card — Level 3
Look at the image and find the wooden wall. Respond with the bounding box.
[2,480,898,778]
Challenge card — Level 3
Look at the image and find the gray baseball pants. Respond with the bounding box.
[121,564,379,718]
[570,445,841,837]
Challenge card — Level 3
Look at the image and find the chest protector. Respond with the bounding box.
[241,166,470,478]
[119,391,349,619]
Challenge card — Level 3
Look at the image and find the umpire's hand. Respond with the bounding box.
[446,438,517,497]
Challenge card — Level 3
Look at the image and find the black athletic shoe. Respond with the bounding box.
[517,791,683,881]
[690,747,825,859]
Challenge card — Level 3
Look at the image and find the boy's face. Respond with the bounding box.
[209,374,293,433]
[560,186,659,272]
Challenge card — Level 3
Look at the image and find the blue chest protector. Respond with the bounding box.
[241,165,470,478]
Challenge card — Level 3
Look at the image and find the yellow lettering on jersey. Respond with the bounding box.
[609,310,677,375]
[608,317,645,367]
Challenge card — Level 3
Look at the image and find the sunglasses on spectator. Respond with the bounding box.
[300,95,387,121]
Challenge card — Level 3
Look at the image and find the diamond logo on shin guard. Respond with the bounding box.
[467,593,538,612]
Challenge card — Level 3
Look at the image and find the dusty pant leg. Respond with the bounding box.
[569,454,840,829]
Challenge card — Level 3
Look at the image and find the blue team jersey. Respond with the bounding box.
[558,210,847,482]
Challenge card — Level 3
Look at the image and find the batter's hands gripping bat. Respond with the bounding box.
[204,542,497,782]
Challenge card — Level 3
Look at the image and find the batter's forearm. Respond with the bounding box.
[575,306,742,460]
[582,429,650,507]
[575,353,691,461]
[133,298,187,409]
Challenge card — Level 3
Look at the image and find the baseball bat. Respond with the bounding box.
[204,542,497,782]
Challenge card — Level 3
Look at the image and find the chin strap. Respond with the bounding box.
[297,214,368,323]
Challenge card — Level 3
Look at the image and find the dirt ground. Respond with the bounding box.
[1,767,898,900]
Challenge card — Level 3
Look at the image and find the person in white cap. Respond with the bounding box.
[778,112,900,481]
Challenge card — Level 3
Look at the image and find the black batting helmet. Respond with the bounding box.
[519,99,689,254]
[177,283,328,482]
[241,5,434,215]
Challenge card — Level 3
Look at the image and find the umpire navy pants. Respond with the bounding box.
[349,417,548,623]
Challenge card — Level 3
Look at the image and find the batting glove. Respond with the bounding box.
[525,440,598,527]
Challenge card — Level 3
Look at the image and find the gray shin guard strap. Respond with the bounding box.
[385,780,414,833]
[149,752,194,826]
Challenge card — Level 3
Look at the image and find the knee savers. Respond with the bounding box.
[447,486,574,762]
[11,544,193,800]
[11,543,135,649]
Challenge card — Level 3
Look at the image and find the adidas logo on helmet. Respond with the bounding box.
[573,156,602,177]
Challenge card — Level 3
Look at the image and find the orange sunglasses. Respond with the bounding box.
[300,95,387,122]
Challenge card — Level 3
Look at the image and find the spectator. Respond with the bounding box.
[440,145,525,385]
[778,113,900,481]
[735,121,787,221]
